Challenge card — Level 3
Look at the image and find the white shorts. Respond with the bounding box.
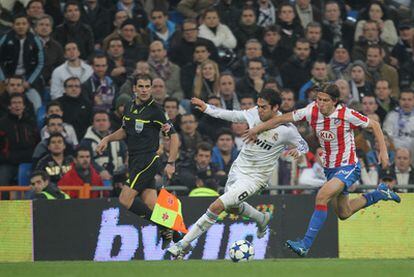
[219,165,267,209]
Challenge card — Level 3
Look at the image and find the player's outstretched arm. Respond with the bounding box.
[191,97,247,122]
[96,128,126,155]
[242,112,295,143]
[368,119,389,169]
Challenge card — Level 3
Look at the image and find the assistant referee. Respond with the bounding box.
[96,74,179,248]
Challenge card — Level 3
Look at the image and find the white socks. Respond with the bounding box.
[238,202,265,224]
[181,209,218,244]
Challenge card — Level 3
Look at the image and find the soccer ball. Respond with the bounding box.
[229,240,254,262]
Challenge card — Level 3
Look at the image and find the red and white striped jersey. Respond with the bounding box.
[292,101,370,168]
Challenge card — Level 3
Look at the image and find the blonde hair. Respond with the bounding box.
[193,59,220,98]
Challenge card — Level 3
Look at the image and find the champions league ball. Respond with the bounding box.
[229,240,254,262]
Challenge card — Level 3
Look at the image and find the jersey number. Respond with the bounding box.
[238,191,249,201]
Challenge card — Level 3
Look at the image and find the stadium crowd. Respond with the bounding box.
[0,0,414,199]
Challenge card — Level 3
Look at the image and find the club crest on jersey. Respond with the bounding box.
[272,133,279,141]
[319,130,336,141]
[334,119,341,126]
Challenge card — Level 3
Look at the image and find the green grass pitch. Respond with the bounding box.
[1,259,413,277]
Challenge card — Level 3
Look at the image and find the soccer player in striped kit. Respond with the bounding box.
[243,83,401,257]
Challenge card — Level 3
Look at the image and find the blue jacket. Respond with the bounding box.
[211,145,239,172]
[147,20,176,49]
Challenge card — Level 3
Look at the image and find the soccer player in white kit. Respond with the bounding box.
[167,89,309,258]
[243,83,401,257]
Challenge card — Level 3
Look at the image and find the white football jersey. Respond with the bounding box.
[204,105,309,182]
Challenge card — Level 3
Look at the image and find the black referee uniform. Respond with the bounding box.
[122,97,175,192]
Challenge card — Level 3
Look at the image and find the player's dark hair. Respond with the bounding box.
[258,88,282,108]
[316,83,340,103]
[30,170,50,183]
[47,132,65,145]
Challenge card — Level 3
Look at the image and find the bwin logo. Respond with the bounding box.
[254,138,272,150]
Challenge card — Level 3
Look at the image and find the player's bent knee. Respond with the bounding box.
[209,199,225,215]
[337,210,351,220]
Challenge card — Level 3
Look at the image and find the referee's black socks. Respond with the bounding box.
[128,197,153,221]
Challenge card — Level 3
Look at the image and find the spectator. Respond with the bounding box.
[366,45,400,98]
[215,0,241,31]
[41,112,78,146]
[349,60,375,102]
[231,39,280,80]
[233,6,263,50]
[149,78,168,105]
[50,42,93,100]
[148,40,184,100]
[0,93,38,189]
[82,54,117,112]
[35,133,73,185]
[391,21,413,68]
[30,170,70,199]
[81,0,112,48]
[34,15,65,85]
[327,42,352,81]
[374,79,398,123]
[264,77,280,92]
[299,60,330,102]
[57,77,93,140]
[277,2,304,52]
[352,20,391,62]
[399,32,414,91]
[198,96,231,142]
[257,0,276,27]
[280,88,296,113]
[335,79,352,106]
[110,94,130,130]
[321,0,354,49]
[33,114,76,166]
[261,25,290,69]
[231,121,248,151]
[102,10,129,50]
[383,90,414,149]
[26,0,45,26]
[179,113,205,165]
[53,1,94,60]
[169,19,218,67]
[280,38,312,96]
[58,146,104,198]
[115,0,148,34]
[106,37,135,88]
[177,0,216,19]
[81,111,127,175]
[193,59,220,101]
[180,41,212,99]
[176,142,222,195]
[379,148,414,192]
[305,22,333,63]
[198,8,237,50]
[362,94,379,116]
[0,76,35,120]
[211,128,238,176]
[147,8,177,50]
[218,73,240,111]
[294,0,322,29]
[239,95,255,110]
[163,97,183,132]
[354,1,398,47]
[119,19,149,63]
[236,58,266,101]
[0,14,44,112]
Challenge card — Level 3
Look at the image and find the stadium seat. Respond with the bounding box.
[18,163,32,187]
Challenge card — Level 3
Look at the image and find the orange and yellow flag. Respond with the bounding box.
[150,188,188,233]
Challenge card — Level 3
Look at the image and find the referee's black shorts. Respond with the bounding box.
[127,154,160,192]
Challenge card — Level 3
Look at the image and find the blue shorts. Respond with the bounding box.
[323,162,361,194]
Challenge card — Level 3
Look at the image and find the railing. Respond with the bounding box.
[1,184,414,200]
